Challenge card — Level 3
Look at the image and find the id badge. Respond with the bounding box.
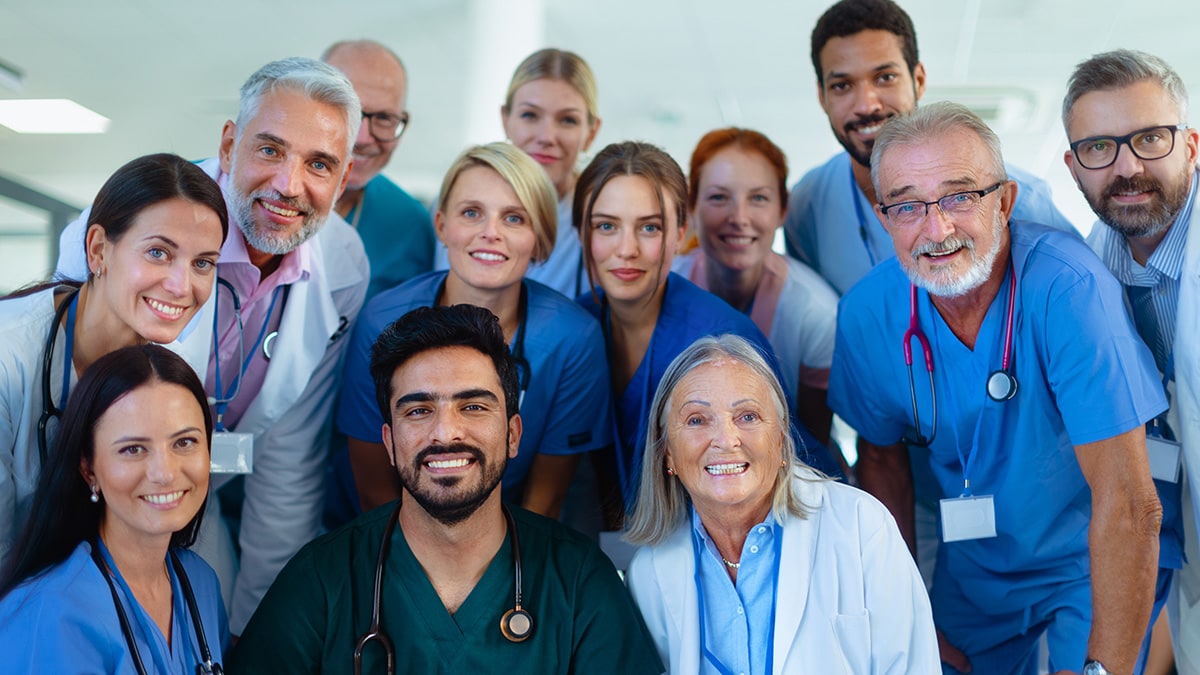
[940,495,997,542]
[211,431,254,474]
[1146,436,1182,483]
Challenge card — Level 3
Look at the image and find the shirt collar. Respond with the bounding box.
[215,169,312,290]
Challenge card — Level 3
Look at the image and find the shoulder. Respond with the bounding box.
[0,288,56,357]
[509,506,621,581]
[0,542,105,621]
[311,213,370,285]
[359,271,443,330]
[789,469,895,539]
[525,280,603,339]
[792,152,847,194]
[365,175,431,217]
[837,258,905,317]
[780,256,839,310]
[1011,220,1109,286]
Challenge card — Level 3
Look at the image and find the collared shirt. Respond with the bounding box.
[692,507,779,675]
[1096,173,1196,373]
[205,171,311,430]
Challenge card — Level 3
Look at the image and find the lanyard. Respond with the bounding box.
[849,164,878,267]
[211,282,285,431]
[691,519,781,675]
[600,296,657,502]
[1148,351,1176,439]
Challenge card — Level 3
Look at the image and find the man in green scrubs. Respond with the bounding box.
[230,305,662,674]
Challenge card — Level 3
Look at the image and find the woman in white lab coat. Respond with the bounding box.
[624,334,938,674]
[0,153,227,568]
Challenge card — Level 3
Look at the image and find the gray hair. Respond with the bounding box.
[1062,49,1188,128]
[624,334,818,547]
[870,101,1008,200]
[236,57,362,157]
[321,39,407,74]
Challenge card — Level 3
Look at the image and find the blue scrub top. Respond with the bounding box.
[337,271,613,492]
[829,221,1167,609]
[0,540,228,674]
[578,273,836,500]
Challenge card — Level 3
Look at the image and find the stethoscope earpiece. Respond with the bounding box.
[500,607,533,642]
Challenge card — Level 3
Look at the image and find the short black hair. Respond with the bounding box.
[369,304,520,424]
[811,0,920,87]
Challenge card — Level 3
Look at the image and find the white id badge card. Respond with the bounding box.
[940,495,997,542]
[211,432,254,474]
[1146,436,1182,483]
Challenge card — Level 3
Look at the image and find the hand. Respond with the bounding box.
[938,628,972,673]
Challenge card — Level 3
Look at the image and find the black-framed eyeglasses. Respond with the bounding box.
[361,110,410,141]
[1069,124,1187,170]
[879,182,1004,229]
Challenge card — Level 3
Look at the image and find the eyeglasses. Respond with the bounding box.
[361,110,410,141]
[1069,124,1186,170]
[879,182,1004,229]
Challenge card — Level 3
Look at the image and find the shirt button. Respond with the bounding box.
[737,606,744,615]
[750,545,759,554]
[757,526,766,533]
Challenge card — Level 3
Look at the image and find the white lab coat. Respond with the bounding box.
[1173,197,1200,674]
[54,158,370,633]
[626,469,939,675]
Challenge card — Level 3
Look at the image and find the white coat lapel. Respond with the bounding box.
[772,475,824,675]
[657,522,700,674]
[1176,196,1200,527]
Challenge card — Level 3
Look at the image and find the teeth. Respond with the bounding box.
[723,236,754,245]
[148,299,184,317]
[427,458,471,469]
[856,124,882,134]
[143,490,185,505]
[261,202,300,217]
[471,252,507,262]
[705,463,748,475]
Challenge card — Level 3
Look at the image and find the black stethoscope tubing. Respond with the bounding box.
[37,286,81,466]
[354,502,529,675]
[90,543,222,674]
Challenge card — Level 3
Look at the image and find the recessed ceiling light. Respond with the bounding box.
[0,99,109,134]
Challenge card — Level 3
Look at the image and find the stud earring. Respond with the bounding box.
[90,485,100,503]
[665,466,676,476]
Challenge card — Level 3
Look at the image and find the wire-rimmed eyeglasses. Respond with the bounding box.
[362,110,410,142]
[1069,124,1187,170]
[878,182,1004,229]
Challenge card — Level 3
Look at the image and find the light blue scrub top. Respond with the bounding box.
[828,221,1167,610]
[0,540,228,674]
[346,174,436,300]
[783,151,1078,296]
[337,271,613,492]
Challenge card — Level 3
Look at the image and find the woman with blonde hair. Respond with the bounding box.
[338,142,612,519]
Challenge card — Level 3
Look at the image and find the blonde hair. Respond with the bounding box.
[624,334,819,546]
[504,48,599,124]
[436,142,558,263]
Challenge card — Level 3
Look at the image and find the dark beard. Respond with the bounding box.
[396,442,507,526]
[1091,173,1190,239]
[831,112,894,168]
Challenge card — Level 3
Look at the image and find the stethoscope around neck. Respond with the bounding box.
[38,286,81,465]
[902,262,1019,447]
[354,502,532,675]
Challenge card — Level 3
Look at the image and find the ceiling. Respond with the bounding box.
[1,0,1197,288]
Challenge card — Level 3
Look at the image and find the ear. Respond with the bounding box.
[873,203,891,233]
[335,158,354,201]
[85,222,109,278]
[500,104,513,140]
[507,414,523,460]
[912,61,927,101]
[433,209,448,245]
[381,423,397,468]
[1183,126,1200,166]
[219,120,238,175]
[79,458,95,486]
[583,116,602,153]
[998,180,1020,223]
[1063,149,1085,190]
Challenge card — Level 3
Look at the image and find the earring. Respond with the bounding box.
[665,466,676,476]
[89,485,100,503]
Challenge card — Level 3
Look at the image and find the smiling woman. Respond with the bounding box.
[0,344,228,673]
[0,153,228,571]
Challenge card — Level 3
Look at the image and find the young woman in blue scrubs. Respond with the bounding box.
[337,142,612,519]
[0,154,228,567]
[0,345,228,673]
[573,141,828,513]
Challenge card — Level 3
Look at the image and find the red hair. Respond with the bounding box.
[687,127,789,214]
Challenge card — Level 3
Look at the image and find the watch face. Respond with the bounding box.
[1083,661,1108,675]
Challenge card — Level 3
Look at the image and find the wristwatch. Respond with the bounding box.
[1082,660,1110,675]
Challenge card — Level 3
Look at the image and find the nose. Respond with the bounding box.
[1110,141,1146,178]
[430,408,465,446]
[533,117,554,146]
[355,117,376,148]
[160,262,192,298]
[710,415,742,450]
[923,202,957,241]
[146,448,178,485]
[270,157,305,198]
[732,198,752,227]
[615,226,638,259]
[852,83,883,117]
[479,213,503,241]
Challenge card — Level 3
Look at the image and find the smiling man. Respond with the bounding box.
[230,305,660,674]
[1064,49,1199,673]
[784,0,1075,297]
[55,57,370,635]
[828,102,1166,674]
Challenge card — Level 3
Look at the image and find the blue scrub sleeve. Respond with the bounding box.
[336,300,388,443]
[534,319,612,456]
[828,296,910,447]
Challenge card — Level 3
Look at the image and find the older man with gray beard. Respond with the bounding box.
[829,101,1166,674]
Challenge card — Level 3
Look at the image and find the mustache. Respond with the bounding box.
[249,189,310,214]
[413,443,487,467]
[843,112,893,134]
[1103,175,1162,201]
[911,235,975,261]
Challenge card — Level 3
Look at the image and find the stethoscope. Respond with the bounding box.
[89,542,222,675]
[354,502,532,675]
[211,278,288,430]
[37,286,81,465]
[902,262,1018,447]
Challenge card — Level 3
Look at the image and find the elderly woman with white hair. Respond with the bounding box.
[624,334,938,674]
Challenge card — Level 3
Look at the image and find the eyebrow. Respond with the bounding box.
[590,211,662,223]
[254,131,342,170]
[111,427,203,444]
[140,234,220,258]
[516,101,584,115]
[884,176,978,201]
[826,61,903,81]
[394,388,500,408]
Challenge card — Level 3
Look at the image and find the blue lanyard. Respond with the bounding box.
[849,164,878,267]
[600,297,658,503]
[60,292,78,408]
[691,518,781,675]
[211,283,284,431]
[1148,351,1176,439]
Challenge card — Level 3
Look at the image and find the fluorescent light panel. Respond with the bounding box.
[0,99,109,134]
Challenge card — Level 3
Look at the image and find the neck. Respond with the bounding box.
[71,283,145,374]
[336,185,365,219]
[694,497,772,579]
[441,274,523,341]
[99,521,171,589]
[606,279,667,337]
[246,245,283,279]
[704,258,764,313]
[556,173,576,203]
[851,157,877,205]
[398,491,508,610]
[928,246,1011,350]
[1126,227,1171,267]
